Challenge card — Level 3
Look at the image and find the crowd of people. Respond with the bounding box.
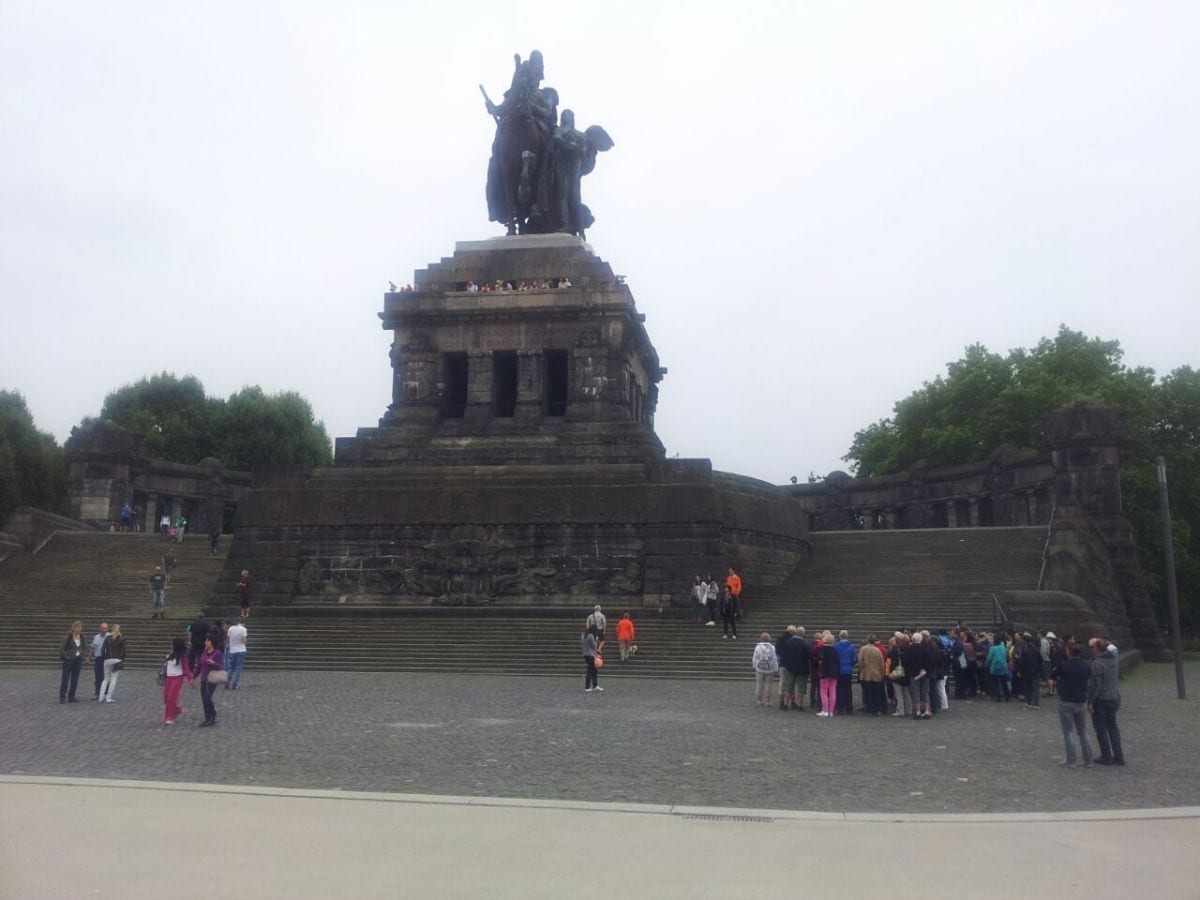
[747,623,1127,766]
[688,568,744,637]
[58,613,249,727]
[56,552,254,728]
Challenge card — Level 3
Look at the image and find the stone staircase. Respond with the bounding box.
[0,526,1049,678]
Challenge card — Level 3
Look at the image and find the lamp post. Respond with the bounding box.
[1156,457,1186,700]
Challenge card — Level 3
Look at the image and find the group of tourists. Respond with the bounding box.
[57,614,249,727]
[688,568,744,636]
[749,623,1127,766]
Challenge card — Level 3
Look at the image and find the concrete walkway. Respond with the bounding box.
[2,776,1198,899]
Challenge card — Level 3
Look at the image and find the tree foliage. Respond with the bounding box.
[843,328,1199,630]
[93,373,333,469]
[0,391,69,523]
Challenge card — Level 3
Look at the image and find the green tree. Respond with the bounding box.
[843,329,1198,630]
[96,373,217,464]
[215,386,333,470]
[0,391,69,523]
[86,373,332,470]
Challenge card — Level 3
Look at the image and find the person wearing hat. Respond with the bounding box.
[1087,638,1125,765]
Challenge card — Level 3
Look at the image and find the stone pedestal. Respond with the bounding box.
[224,236,808,611]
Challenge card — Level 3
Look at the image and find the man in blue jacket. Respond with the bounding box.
[833,630,858,714]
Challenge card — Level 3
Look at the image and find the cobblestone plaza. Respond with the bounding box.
[3,662,1196,814]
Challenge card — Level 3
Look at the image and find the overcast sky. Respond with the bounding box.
[2,1,1197,482]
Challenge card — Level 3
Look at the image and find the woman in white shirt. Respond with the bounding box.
[161,637,194,725]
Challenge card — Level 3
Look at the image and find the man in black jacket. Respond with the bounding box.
[1055,643,1093,767]
[779,626,812,711]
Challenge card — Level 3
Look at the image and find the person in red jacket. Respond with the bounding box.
[616,612,637,661]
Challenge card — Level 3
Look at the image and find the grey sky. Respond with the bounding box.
[2,1,1197,482]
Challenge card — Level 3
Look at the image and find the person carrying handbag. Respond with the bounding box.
[97,624,126,703]
[194,637,225,726]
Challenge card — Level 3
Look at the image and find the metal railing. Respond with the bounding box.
[1036,502,1057,590]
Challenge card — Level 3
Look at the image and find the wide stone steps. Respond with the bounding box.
[0,525,1043,677]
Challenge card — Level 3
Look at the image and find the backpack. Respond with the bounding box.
[755,645,775,673]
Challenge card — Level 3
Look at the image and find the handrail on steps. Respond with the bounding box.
[1036,502,1056,591]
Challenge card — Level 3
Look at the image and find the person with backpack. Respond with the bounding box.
[752,632,779,706]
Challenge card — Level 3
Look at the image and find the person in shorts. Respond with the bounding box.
[149,566,167,619]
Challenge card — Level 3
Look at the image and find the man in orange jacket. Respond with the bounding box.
[725,567,743,620]
[616,612,636,661]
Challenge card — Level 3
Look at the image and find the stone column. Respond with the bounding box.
[861,510,874,530]
[142,502,157,534]
[465,351,493,425]
[514,351,542,424]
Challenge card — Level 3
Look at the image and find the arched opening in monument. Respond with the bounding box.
[954,499,970,527]
[493,351,519,417]
[544,349,568,417]
[442,353,468,418]
[930,503,950,528]
[978,496,995,526]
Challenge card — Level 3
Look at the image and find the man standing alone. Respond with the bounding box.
[225,619,248,690]
[149,566,167,619]
[88,622,109,700]
[724,567,742,620]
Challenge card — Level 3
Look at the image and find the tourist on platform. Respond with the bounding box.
[236,569,253,618]
[194,636,224,726]
[88,622,109,700]
[906,631,934,719]
[752,632,779,706]
[858,634,886,715]
[159,511,171,537]
[986,634,1012,701]
[833,630,857,714]
[162,637,194,725]
[1054,642,1093,767]
[719,587,738,639]
[174,512,187,542]
[779,626,811,711]
[149,566,167,620]
[208,524,221,556]
[1087,639,1125,766]
[581,623,603,692]
[1021,632,1043,709]
[119,503,132,532]
[225,619,248,689]
[586,605,607,650]
[689,576,706,622]
[187,614,209,670]
[97,624,126,702]
[889,633,912,717]
[724,567,742,621]
[616,612,636,661]
[704,575,718,625]
[59,620,85,703]
[817,631,840,716]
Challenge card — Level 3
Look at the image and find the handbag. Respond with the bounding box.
[155,664,167,687]
[112,661,125,672]
[207,669,229,685]
[594,656,604,670]
[887,662,906,681]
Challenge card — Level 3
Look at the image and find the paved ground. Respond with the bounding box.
[2,662,1196,814]
[2,778,1198,900]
